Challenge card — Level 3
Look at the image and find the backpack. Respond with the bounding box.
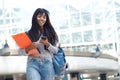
[52,47,68,76]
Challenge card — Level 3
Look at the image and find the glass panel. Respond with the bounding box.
[94,12,103,24]
[115,2,120,9]
[104,10,114,24]
[5,19,10,24]
[59,16,68,29]
[10,8,22,17]
[59,34,70,44]
[81,12,92,26]
[70,12,80,28]
[5,13,10,17]
[12,27,22,34]
[69,5,81,27]
[12,28,18,34]
[101,43,113,51]
[0,19,3,25]
[0,29,4,34]
[116,10,120,23]
[106,27,114,40]
[50,5,69,30]
[83,30,93,42]
[72,32,82,43]
[117,27,120,52]
[96,29,103,41]
[0,9,2,16]
[12,18,20,23]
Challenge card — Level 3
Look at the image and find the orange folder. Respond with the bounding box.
[12,32,32,48]
[12,32,40,55]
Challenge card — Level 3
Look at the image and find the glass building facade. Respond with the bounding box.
[0,0,120,57]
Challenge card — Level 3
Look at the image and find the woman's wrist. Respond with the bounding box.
[45,42,50,48]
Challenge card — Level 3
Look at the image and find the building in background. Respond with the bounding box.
[0,0,120,80]
[0,0,120,56]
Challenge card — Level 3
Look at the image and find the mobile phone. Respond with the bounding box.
[41,36,47,40]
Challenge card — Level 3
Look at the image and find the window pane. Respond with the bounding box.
[70,13,81,28]
[96,29,103,41]
[83,30,93,42]
[81,12,92,26]
[59,34,70,44]
[94,12,103,24]
[72,32,82,43]
[116,10,120,23]
[104,10,114,24]
[0,19,3,25]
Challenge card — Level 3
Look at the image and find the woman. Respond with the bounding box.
[22,8,59,80]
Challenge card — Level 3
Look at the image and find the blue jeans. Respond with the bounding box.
[26,57,55,80]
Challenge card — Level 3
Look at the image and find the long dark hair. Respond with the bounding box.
[28,8,58,46]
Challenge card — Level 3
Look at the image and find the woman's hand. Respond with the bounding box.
[25,42,37,53]
[40,38,50,48]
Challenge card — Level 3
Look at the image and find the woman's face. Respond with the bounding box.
[37,13,47,28]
